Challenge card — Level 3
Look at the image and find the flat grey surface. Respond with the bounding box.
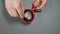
[0,0,60,34]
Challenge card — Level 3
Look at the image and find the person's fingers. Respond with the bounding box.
[5,0,19,17]
[36,6,41,10]
[32,0,36,5]
[33,0,47,11]
[13,0,24,18]
[15,7,24,18]
[32,1,37,6]
[32,0,41,11]
[36,0,47,10]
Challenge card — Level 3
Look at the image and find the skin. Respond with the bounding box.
[33,0,47,10]
[5,0,47,18]
[5,0,24,18]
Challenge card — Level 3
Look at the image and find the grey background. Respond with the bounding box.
[0,0,60,34]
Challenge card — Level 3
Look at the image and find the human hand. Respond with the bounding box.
[5,0,24,18]
[32,0,47,11]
